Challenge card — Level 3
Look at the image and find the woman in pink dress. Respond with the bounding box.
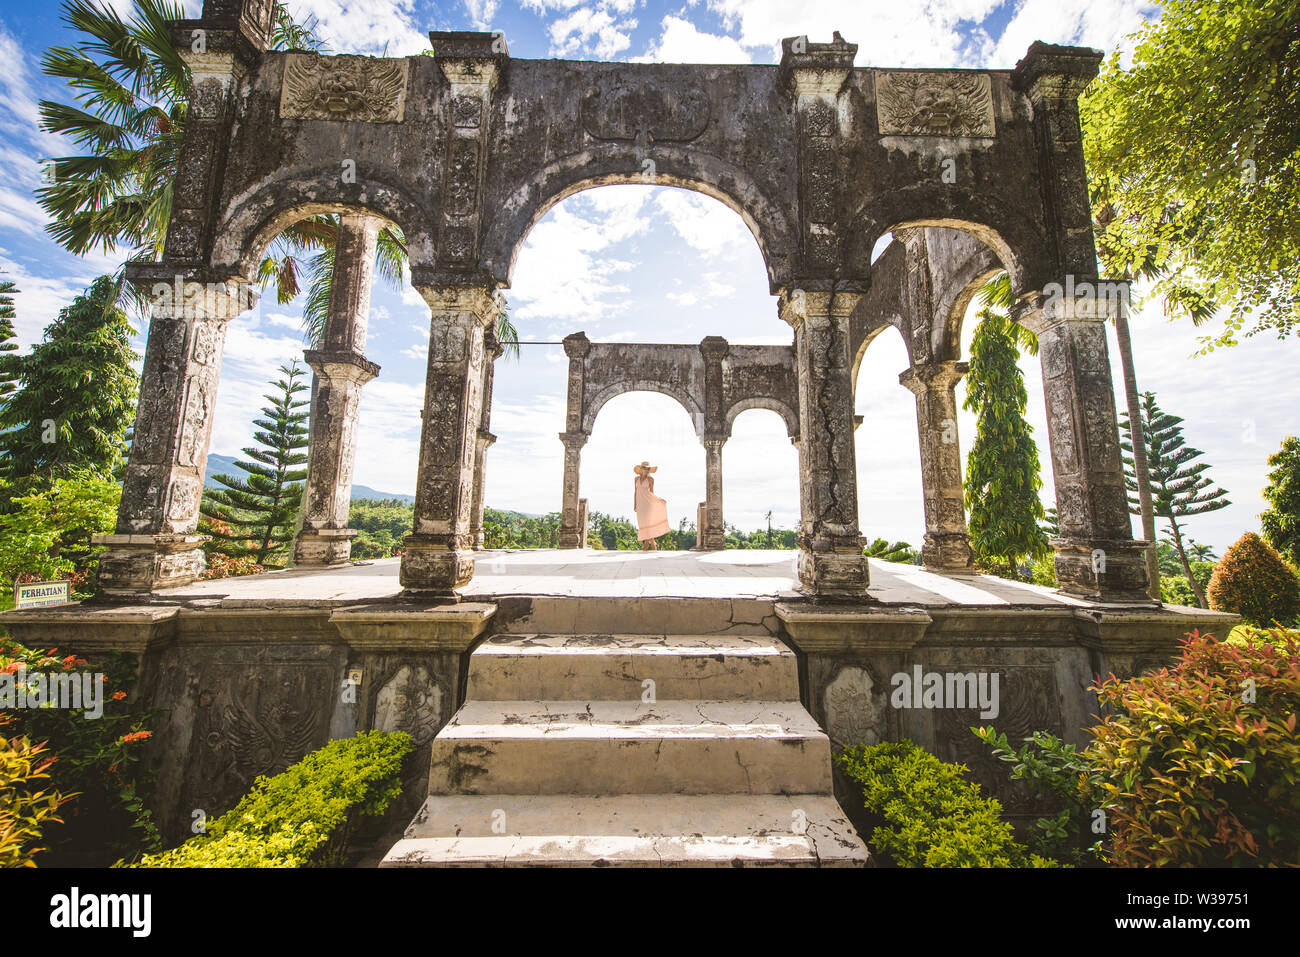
[633,461,670,550]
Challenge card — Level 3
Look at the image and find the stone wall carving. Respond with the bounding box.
[875,71,995,137]
[580,83,711,144]
[280,54,409,123]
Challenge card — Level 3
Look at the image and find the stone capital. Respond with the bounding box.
[780,34,857,98]
[303,348,380,385]
[1013,283,1125,336]
[476,428,497,448]
[698,336,729,361]
[484,329,505,360]
[417,283,503,325]
[702,434,727,453]
[899,360,968,395]
[125,263,258,321]
[559,430,589,451]
[562,331,591,358]
[1011,41,1103,105]
[778,285,864,327]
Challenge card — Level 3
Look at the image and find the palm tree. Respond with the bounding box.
[37,0,327,310]
[37,0,523,356]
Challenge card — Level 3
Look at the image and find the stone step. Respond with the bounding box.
[427,700,832,796]
[492,596,781,637]
[467,633,799,701]
[382,794,867,867]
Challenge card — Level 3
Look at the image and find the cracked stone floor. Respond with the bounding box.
[155,548,1126,606]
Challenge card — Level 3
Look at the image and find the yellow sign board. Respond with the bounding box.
[14,580,71,609]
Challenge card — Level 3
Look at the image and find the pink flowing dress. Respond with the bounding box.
[634,475,670,541]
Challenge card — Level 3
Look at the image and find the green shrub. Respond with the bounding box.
[127,730,414,868]
[1161,559,1216,607]
[1207,532,1300,627]
[973,728,1104,865]
[1090,629,1300,866]
[835,740,1056,867]
[0,716,73,867]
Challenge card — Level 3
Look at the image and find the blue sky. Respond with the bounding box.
[1,0,1296,554]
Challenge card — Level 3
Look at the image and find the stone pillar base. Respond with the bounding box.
[921,533,973,571]
[700,527,727,550]
[558,528,583,549]
[294,528,357,566]
[797,545,869,597]
[94,534,208,595]
[1053,538,1155,604]
[399,535,474,598]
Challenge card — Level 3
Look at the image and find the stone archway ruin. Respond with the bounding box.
[557,332,799,551]
[95,0,1152,602]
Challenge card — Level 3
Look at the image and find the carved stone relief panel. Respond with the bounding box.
[876,71,995,137]
[281,55,409,123]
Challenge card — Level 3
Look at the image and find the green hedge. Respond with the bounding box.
[125,730,413,868]
[836,740,1056,867]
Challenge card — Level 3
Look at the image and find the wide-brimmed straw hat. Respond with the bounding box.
[633,461,657,475]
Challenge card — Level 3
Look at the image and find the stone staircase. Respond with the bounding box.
[382,616,869,867]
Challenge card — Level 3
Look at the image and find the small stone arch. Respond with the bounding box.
[212,169,432,280]
[724,398,799,440]
[583,380,705,438]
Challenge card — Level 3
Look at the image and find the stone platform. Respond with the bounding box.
[0,549,1238,864]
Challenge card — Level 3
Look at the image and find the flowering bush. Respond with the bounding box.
[0,637,161,864]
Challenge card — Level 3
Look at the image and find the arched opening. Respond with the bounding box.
[724,408,800,548]
[583,392,704,548]
[483,183,786,551]
[852,323,924,560]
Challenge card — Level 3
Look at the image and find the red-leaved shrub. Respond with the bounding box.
[1089,629,1300,866]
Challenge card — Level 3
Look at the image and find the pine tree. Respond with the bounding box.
[0,279,20,399]
[200,362,310,567]
[0,275,138,487]
[962,309,1049,575]
[1260,436,1300,568]
[1121,391,1230,608]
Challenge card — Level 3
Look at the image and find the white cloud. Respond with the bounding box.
[290,0,429,56]
[463,0,500,31]
[636,15,752,64]
[654,189,755,257]
[530,1,639,59]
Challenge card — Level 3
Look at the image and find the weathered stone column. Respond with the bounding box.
[557,432,588,549]
[1018,301,1150,600]
[699,435,727,550]
[780,288,869,595]
[97,274,255,593]
[1012,42,1150,602]
[295,213,380,566]
[469,330,503,550]
[400,285,502,596]
[899,361,973,570]
[558,331,591,549]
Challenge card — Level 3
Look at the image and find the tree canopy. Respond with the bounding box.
[1082,0,1300,350]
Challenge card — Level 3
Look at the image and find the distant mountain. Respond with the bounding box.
[203,453,416,504]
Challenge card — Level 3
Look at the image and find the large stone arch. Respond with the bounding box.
[487,161,796,294]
